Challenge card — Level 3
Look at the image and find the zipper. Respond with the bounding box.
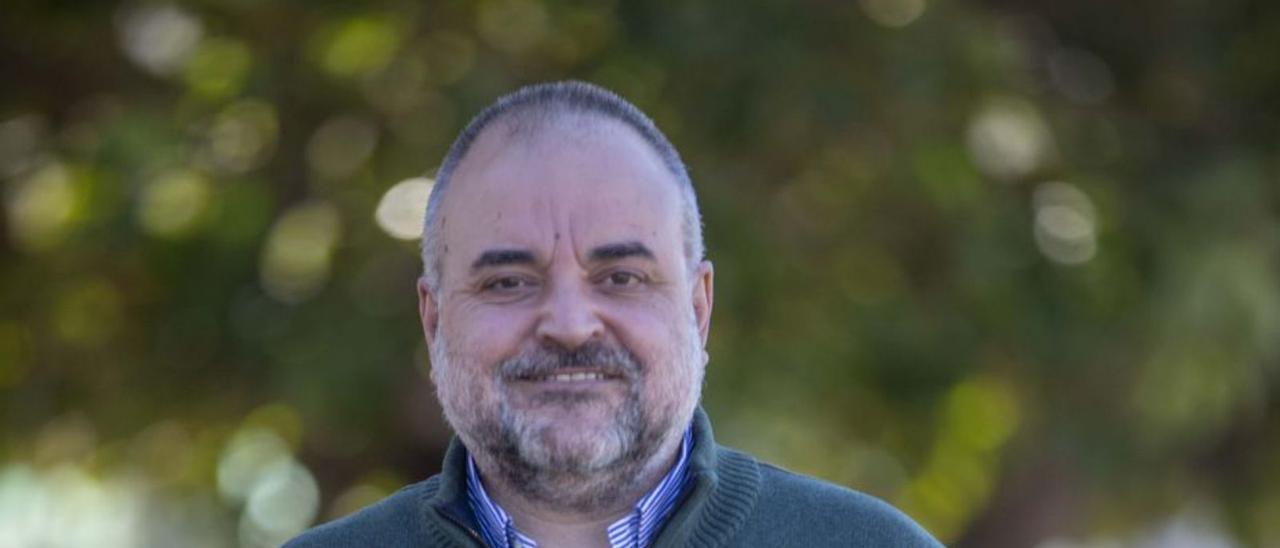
[435,507,487,547]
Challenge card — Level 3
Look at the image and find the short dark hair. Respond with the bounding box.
[419,80,704,292]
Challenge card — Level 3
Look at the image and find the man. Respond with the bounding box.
[288,81,940,547]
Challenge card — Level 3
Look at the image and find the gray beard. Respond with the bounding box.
[433,339,688,513]
[482,379,669,512]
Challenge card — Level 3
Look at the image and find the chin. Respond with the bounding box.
[532,432,623,472]
[512,405,629,472]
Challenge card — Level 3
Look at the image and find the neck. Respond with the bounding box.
[473,432,684,547]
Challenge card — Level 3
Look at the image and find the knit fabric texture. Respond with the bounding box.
[285,409,943,548]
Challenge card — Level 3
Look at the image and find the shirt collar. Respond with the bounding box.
[466,426,695,548]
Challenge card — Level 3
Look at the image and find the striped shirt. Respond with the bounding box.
[465,427,694,548]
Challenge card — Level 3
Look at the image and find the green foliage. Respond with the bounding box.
[1,0,1278,546]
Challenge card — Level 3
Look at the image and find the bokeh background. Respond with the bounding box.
[2,0,1279,546]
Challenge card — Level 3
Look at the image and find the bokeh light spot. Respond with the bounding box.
[966,97,1053,181]
[0,464,144,547]
[314,15,404,78]
[1033,181,1097,265]
[942,376,1021,452]
[859,0,926,28]
[239,460,320,547]
[33,414,99,465]
[1134,500,1239,548]
[115,4,203,77]
[243,403,305,450]
[4,161,83,252]
[183,37,253,99]
[375,177,433,240]
[200,99,278,174]
[329,482,390,520]
[260,201,342,303]
[898,376,1021,543]
[136,169,212,238]
[216,427,291,503]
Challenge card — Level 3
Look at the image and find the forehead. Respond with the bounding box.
[438,115,685,270]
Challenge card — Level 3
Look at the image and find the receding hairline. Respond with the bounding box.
[420,80,705,293]
[446,111,674,193]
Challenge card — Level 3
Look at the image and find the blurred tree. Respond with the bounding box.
[1,0,1277,546]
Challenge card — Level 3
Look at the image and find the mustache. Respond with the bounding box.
[498,341,642,381]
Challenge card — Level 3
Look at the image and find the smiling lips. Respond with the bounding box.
[516,369,622,383]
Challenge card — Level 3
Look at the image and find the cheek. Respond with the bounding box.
[434,312,517,406]
[444,304,535,362]
[610,300,699,379]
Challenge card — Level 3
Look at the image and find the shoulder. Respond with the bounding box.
[723,447,941,547]
[284,477,440,547]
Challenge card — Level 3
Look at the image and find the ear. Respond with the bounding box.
[691,260,714,347]
[417,276,440,349]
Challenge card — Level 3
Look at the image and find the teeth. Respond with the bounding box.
[539,372,605,382]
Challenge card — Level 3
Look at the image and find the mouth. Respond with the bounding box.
[512,369,624,384]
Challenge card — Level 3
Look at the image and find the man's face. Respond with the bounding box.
[418,116,713,496]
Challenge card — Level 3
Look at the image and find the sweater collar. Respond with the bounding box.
[424,408,762,547]
[651,408,761,547]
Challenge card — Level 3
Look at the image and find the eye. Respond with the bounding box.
[604,271,645,288]
[481,275,535,292]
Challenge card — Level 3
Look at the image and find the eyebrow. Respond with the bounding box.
[469,241,655,273]
[470,248,537,272]
[589,241,655,263]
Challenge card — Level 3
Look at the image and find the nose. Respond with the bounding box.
[535,276,604,350]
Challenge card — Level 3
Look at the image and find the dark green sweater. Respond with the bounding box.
[287,410,942,547]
